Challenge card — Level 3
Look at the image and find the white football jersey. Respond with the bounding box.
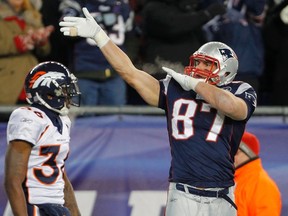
[7,106,71,205]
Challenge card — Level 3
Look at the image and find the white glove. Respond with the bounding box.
[59,7,110,48]
[162,67,203,91]
[280,5,288,24]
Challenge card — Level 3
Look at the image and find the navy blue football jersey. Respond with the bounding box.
[158,76,257,188]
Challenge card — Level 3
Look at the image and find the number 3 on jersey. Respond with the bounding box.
[33,145,61,184]
[171,99,224,141]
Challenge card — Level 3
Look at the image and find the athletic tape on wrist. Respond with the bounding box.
[94,29,110,48]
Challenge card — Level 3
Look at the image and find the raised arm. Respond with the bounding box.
[59,8,160,106]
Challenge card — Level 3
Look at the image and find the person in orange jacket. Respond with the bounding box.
[234,131,282,216]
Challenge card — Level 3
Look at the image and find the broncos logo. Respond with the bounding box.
[30,71,66,89]
[29,71,46,88]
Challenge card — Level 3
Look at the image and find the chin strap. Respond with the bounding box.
[35,92,69,116]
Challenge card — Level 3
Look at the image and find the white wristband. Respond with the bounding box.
[94,29,110,48]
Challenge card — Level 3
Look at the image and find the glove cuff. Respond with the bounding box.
[187,77,203,91]
[94,29,110,48]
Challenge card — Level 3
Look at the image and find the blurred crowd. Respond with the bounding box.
[1,0,288,107]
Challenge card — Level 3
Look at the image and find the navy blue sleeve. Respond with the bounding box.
[158,80,167,110]
[234,83,257,120]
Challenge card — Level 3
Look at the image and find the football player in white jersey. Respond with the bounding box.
[4,61,82,216]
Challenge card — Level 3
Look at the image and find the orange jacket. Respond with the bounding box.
[234,158,282,216]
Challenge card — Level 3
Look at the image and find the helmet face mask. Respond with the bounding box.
[184,41,238,86]
[185,54,221,85]
[67,73,81,107]
[25,61,81,115]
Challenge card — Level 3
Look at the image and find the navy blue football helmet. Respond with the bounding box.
[25,61,81,115]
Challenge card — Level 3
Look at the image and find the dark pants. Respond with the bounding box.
[28,203,71,216]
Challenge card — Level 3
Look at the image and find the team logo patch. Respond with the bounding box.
[219,48,234,62]
[245,92,257,107]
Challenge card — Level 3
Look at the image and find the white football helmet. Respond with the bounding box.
[184,41,238,86]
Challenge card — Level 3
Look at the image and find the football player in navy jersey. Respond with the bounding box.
[4,61,81,216]
[60,8,257,216]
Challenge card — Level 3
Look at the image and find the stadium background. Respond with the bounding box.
[0,106,287,216]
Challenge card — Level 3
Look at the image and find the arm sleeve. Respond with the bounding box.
[234,83,257,120]
[0,21,24,56]
[158,76,172,109]
[7,108,46,145]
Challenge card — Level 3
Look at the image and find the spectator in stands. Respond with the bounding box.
[0,0,54,105]
[141,0,226,79]
[60,0,133,106]
[4,61,81,216]
[123,0,147,105]
[205,0,266,98]
[261,0,288,105]
[126,0,226,105]
[39,0,85,66]
[234,131,282,215]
